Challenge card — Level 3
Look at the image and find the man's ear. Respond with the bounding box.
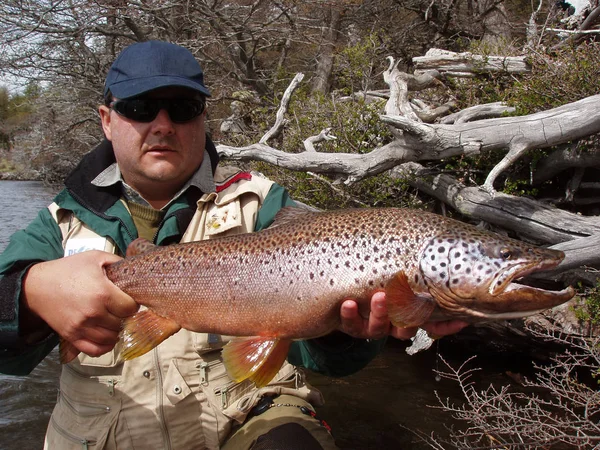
[98,105,112,141]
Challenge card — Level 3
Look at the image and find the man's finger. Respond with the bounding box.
[391,326,418,340]
[364,292,390,338]
[339,300,365,337]
[73,339,117,358]
[422,320,469,338]
[104,289,139,318]
[81,326,121,346]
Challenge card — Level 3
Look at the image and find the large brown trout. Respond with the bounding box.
[69,207,574,386]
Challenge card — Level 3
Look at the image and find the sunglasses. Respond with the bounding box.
[110,97,205,123]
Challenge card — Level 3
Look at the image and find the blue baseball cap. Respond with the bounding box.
[104,40,211,99]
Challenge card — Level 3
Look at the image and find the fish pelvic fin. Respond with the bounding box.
[59,338,79,364]
[120,310,181,360]
[222,337,291,388]
[386,272,435,328]
[126,238,157,257]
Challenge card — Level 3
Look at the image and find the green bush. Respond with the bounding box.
[574,281,600,326]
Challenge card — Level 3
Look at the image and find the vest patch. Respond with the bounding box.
[64,237,109,257]
[204,201,242,235]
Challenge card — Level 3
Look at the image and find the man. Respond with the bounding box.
[0,41,465,449]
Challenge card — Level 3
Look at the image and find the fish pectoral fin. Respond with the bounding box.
[126,238,157,257]
[222,337,291,388]
[59,338,79,364]
[386,272,435,327]
[120,310,181,360]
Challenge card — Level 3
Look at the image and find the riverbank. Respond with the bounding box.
[0,171,39,181]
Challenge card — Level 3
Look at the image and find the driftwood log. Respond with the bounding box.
[217,50,600,295]
[412,48,531,76]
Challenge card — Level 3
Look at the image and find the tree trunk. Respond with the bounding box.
[311,7,343,95]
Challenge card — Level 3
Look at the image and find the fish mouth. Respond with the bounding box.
[439,254,574,321]
[479,257,575,318]
[489,251,564,297]
[481,283,576,318]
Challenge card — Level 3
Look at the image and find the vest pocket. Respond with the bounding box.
[44,390,123,450]
[197,356,254,447]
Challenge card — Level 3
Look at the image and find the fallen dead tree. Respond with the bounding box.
[217,50,600,286]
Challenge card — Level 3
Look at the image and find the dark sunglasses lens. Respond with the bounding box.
[167,99,204,123]
[113,99,159,122]
[113,98,204,123]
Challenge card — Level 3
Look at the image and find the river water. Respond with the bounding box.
[0,181,61,450]
[0,181,530,449]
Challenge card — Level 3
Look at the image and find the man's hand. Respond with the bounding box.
[21,251,139,358]
[339,291,468,340]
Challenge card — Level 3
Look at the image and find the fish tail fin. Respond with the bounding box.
[386,272,435,327]
[120,310,181,360]
[222,337,291,388]
[126,238,157,257]
[59,338,80,364]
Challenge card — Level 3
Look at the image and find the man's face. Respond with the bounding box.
[99,87,206,206]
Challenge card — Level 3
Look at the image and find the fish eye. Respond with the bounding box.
[499,248,512,260]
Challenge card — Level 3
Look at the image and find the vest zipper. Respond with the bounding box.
[154,346,172,450]
[59,390,112,417]
[214,380,240,409]
[151,209,179,244]
[50,415,97,449]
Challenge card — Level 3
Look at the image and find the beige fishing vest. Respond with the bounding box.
[43,167,323,450]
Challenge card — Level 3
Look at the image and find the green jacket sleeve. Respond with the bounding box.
[0,207,65,375]
[256,183,386,377]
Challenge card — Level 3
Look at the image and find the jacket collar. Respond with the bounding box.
[64,136,220,214]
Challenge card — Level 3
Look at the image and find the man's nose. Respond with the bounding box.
[151,108,175,134]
